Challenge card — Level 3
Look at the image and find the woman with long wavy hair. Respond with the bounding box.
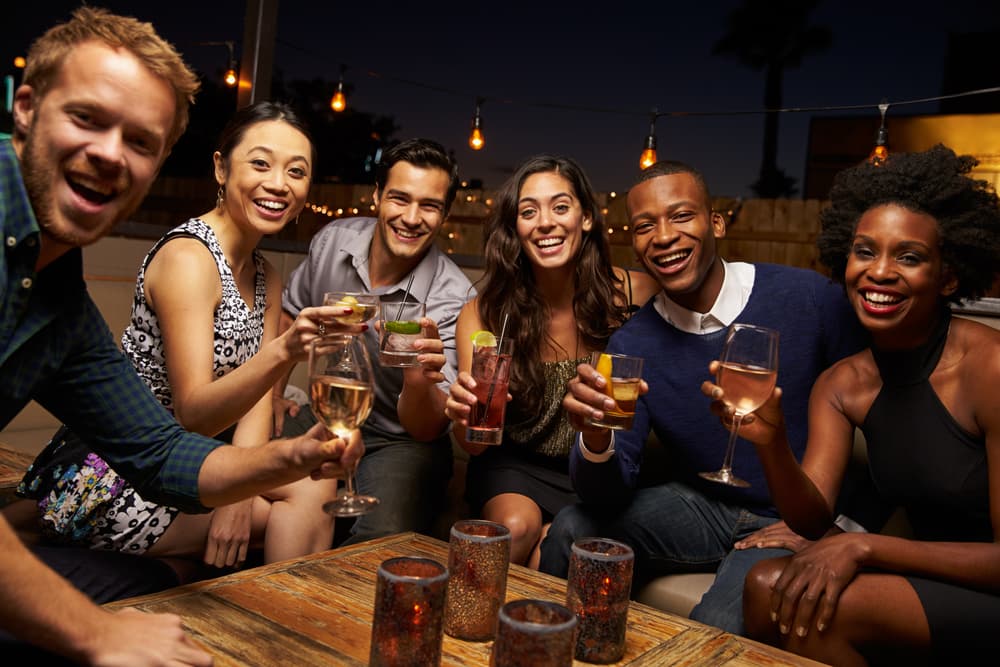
[445,154,657,567]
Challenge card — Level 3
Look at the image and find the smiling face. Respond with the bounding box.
[215,119,312,235]
[515,170,592,274]
[846,203,956,347]
[14,41,176,253]
[628,172,726,312]
[371,161,450,271]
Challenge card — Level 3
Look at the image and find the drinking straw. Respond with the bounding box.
[478,313,509,426]
[381,273,416,351]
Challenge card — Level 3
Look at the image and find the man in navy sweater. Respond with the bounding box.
[538,161,868,635]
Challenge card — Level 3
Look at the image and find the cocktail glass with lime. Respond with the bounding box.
[379,301,426,367]
[467,331,513,446]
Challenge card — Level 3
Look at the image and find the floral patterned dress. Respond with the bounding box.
[18,219,266,554]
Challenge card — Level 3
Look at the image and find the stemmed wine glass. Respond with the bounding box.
[309,334,379,516]
[699,323,779,488]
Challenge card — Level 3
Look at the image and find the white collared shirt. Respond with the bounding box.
[652,260,755,334]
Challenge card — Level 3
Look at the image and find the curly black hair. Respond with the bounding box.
[818,144,1000,304]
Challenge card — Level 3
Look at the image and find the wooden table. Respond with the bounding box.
[107,532,825,666]
[0,445,34,507]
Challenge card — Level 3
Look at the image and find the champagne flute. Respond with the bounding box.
[699,323,779,488]
[309,334,379,516]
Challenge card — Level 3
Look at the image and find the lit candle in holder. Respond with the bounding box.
[565,537,634,663]
[490,599,577,667]
[369,557,449,667]
[444,519,512,641]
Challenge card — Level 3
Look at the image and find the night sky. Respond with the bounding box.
[7,1,1000,196]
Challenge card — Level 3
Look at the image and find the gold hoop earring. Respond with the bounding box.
[216,186,225,210]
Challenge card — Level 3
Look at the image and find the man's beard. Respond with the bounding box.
[19,131,143,247]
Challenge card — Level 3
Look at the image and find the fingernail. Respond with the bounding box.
[779,624,789,635]
[712,388,722,399]
[796,626,806,638]
[770,611,778,622]
[817,622,826,632]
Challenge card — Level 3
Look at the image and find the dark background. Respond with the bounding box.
[6,1,999,196]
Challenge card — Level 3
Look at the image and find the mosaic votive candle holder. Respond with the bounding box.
[490,599,577,667]
[443,519,512,641]
[369,557,449,667]
[566,537,635,663]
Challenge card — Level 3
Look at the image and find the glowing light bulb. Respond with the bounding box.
[14,56,26,69]
[469,99,485,150]
[639,146,657,170]
[868,144,888,166]
[224,68,237,87]
[331,90,346,112]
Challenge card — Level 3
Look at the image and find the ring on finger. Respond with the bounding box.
[318,323,326,336]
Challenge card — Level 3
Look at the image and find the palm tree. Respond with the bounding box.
[713,0,832,197]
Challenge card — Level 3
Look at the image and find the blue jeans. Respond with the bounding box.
[345,432,453,545]
[281,407,453,545]
[538,482,789,635]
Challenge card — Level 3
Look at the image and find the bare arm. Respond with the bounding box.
[0,516,212,665]
[147,243,353,438]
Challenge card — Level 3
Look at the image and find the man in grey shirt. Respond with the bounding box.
[278,138,474,545]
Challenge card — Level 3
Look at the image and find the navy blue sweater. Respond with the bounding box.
[570,263,867,516]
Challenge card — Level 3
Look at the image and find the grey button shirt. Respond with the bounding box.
[282,217,475,439]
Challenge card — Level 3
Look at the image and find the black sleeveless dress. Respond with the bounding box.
[862,310,998,656]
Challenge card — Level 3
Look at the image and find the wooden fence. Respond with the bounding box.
[133,177,829,273]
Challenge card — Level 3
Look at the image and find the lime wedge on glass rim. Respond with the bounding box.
[471,330,498,347]
[385,320,421,334]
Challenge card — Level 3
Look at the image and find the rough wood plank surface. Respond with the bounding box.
[107,533,827,666]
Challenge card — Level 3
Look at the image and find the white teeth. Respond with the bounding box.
[864,292,901,304]
[536,238,563,248]
[653,250,688,266]
[70,177,113,197]
[256,200,287,211]
[396,229,421,239]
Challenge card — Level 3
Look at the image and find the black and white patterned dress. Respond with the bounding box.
[21,219,266,554]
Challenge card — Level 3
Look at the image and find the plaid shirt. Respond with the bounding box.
[0,139,217,512]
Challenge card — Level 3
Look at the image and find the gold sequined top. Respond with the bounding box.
[503,357,588,458]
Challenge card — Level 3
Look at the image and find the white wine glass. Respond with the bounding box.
[699,323,779,488]
[309,334,379,516]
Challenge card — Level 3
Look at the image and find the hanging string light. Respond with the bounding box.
[639,109,658,169]
[222,41,237,88]
[330,64,347,112]
[469,97,485,150]
[868,99,890,166]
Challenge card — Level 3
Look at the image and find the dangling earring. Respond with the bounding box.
[216,186,225,210]
[294,215,300,226]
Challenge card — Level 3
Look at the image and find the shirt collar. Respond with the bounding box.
[653,260,755,334]
[0,139,41,245]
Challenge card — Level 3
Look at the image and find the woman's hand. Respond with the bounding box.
[204,500,253,568]
[279,305,367,363]
[735,520,813,553]
[444,371,478,427]
[768,532,870,638]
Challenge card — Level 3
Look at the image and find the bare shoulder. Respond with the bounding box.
[953,316,1000,380]
[612,266,660,308]
[817,348,879,421]
[145,236,219,290]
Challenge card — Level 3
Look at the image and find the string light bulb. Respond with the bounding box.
[868,99,889,166]
[330,64,347,112]
[469,98,485,151]
[224,67,237,87]
[639,110,658,169]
